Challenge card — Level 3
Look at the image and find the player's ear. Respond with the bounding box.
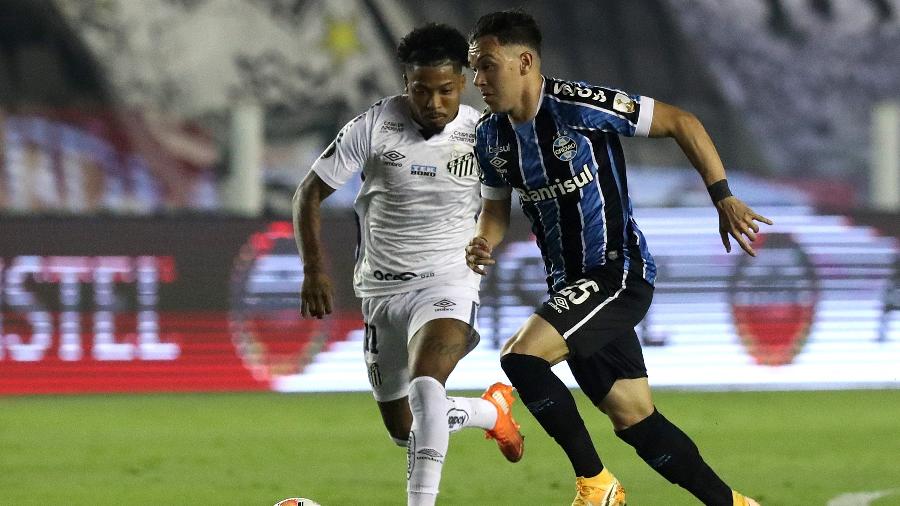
[519,51,534,75]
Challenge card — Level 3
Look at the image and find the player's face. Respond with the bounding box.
[469,36,523,113]
[404,64,465,133]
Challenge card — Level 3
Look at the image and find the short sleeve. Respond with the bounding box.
[545,79,655,138]
[475,123,512,200]
[310,110,371,189]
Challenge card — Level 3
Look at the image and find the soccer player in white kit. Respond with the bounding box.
[292,24,524,505]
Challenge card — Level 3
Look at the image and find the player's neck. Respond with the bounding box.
[509,75,545,124]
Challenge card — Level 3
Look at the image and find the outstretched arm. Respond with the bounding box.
[467,196,511,275]
[292,170,337,318]
[649,101,773,256]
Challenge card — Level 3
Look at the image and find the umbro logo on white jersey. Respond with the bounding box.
[383,150,405,162]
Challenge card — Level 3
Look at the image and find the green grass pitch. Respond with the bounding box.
[1,389,899,505]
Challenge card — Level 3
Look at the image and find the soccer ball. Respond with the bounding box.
[273,498,322,506]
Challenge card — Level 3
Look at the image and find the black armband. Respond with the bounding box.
[706,179,732,204]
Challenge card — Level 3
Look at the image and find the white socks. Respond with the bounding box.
[407,377,448,506]
[446,395,498,433]
[406,377,501,505]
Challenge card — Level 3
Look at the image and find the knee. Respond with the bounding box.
[500,318,568,363]
[407,376,445,419]
[608,404,655,431]
[500,350,551,387]
[500,333,546,359]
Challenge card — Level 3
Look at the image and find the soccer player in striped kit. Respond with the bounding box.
[465,10,769,506]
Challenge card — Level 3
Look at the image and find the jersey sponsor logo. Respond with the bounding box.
[517,164,595,202]
[410,164,437,177]
[489,156,508,170]
[382,150,405,167]
[552,81,607,103]
[552,135,577,161]
[380,120,404,133]
[447,152,476,177]
[449,130,476,143]
[613,93,636,113]
[487,144,511,154]
[433,299,456,311]
[373,270,416,281]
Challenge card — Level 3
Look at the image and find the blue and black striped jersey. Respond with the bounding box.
[476,76,657,292]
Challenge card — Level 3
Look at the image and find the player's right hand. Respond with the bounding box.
[300,271,334,319]
[465,236,495,276]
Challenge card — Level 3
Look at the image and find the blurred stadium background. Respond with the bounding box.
[0,0,898,504]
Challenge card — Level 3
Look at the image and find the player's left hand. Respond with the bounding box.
[715,196,773,256]
[465,236,495,275]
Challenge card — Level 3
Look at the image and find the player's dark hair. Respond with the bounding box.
[396,23,469,72]
[470,9,542,56]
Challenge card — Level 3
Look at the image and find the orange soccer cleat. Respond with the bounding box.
[733,490,761,506]
[481,382,525,462]
[572,468,626,506]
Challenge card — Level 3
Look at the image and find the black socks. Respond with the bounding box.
[500,353,603,477]
[616,409,733,506]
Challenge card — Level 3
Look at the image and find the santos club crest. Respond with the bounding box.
[447,151,477,177]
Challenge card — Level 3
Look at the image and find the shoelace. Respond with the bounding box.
[575,480,601,497]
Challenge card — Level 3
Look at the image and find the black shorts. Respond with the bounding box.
[535,266,654,404]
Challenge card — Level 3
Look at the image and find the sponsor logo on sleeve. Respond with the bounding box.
[552,81,607,102]
[613,93,636,114]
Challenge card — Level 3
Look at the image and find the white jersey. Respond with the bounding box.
[311,95,482,298]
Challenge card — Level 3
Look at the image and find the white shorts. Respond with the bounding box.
[361,284,480,402]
